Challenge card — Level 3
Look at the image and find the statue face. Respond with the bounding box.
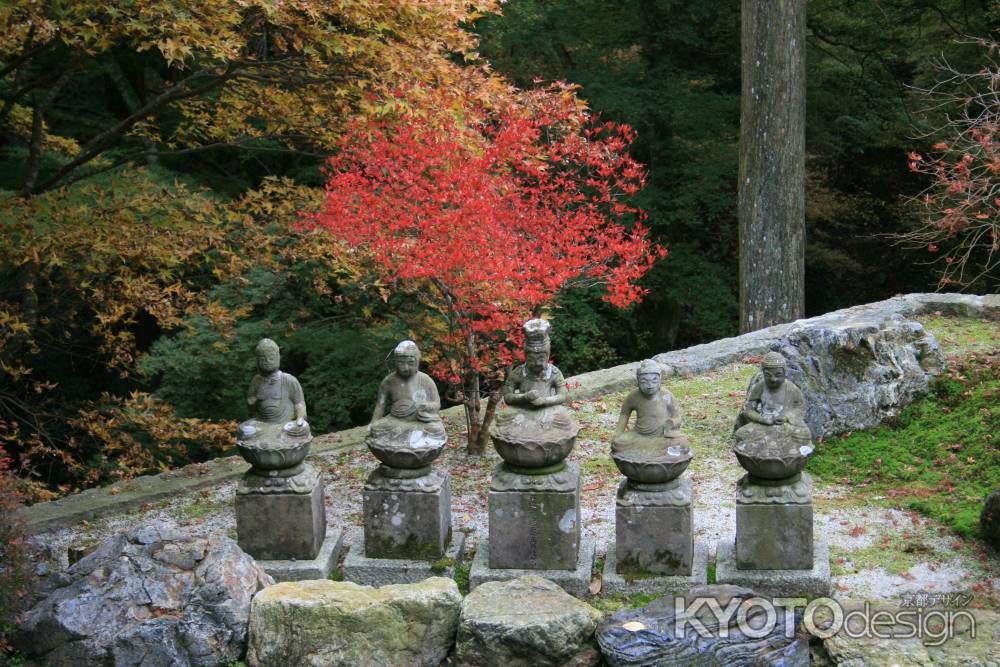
[637,373,661,397]
[257,348,280,373]
[763,366,786,390]
[525,349,547,375]
[395,353,418,378]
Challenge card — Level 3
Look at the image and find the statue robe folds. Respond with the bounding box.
[493,364,576,443]
[734,379,812,453]
[611,390,690,460]
[239,371,310,445]
[367,372,446,452]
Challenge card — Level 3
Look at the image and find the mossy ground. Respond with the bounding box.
[812,316,1000,539]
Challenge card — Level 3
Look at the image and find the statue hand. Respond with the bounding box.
[531,396,548,407]
[773,415,786,425]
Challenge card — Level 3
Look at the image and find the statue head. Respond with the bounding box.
[762,351,787,390]
[255,338,280,374]
[393,340,420,378]
[523,319,551,376]
[636,359,662,397]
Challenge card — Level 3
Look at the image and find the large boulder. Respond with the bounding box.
[652,298,952,440]
[816,599,1000,667]
[246,577,462,667]
[455,575,602,667]
[17,520,272,667]
[779,313,943,439]
[981,489,1000,549]
[596,584,809,666]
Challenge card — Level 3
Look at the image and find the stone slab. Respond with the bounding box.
[258,528,343,582]
[602,541,709,595]
[489,462,581,570]
[736,501,813,570]
[715,534,831,597]
[363,468,451,559]
[342,527,468,586]
[469,534,597,598]
[237,475,326,561]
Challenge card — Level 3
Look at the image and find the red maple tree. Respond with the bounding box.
[305,88,665,452]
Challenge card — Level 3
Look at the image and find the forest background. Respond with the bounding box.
[0,0,997,501]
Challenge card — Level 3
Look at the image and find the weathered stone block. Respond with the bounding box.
[615,478,693,576]
[716,535,831,597]
[488,462,580,570]
[343,527,468,586]
[363,467,451,560]
[456,575,602,667]
[469,535,597,598]
[247,578,462,667]
[236,468,325,561]
[736,503,813,570]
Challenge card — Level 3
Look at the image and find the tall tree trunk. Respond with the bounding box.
[464,331,487,455]
[738,0,806,333]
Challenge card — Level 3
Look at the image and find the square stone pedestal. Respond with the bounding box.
[363,466,451,560]
[615,478,694,576]
[236,464,326,561]
[260,530,343,582]
[487,462,581,570]
[469,534,597,597]
[602,541,708,595]
[342,527,468,586]
[735,472,813,570]
[236,464,341,581]
[716,535,831,597]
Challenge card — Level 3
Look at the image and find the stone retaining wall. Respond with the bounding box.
[20,292,998,532]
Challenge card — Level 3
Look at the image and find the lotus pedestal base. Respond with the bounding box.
[615,477,694,576]
[362,465,451,560]
[487,461,581,570]
[236,463,327,562]
[735,471,813,570]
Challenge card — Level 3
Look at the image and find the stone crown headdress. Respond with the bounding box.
[762,351,787,369]
[523,318,551,352]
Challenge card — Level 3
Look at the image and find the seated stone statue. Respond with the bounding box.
[613,359,690,458]
[734,352,812,451]
[493,319,575,438]
[367,340,446,455]
[238,338,311,445]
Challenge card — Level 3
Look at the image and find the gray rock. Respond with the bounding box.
[815,599,1000,667]
[455,575,602,667]
[246,577,462,667]
[596,584,810,666]
[17,519,272,667]
[779,314,943,439]
[982,489,1000,550]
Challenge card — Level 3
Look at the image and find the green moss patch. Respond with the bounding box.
[920,315,1000,357]
[812,350,1000,538]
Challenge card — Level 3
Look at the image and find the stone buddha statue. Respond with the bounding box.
[366,340,446,462]
[734,351,812,456]
[494,319,575,434]
[238,338,310,445]
[613,359,690,456]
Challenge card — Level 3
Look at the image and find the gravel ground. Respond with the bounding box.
[31,361,999,606]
